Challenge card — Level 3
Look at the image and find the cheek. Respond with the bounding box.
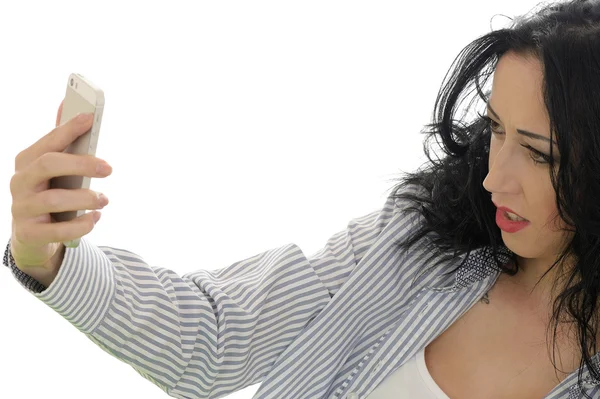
[539,204,559,229]
[532,192,569,242]
[544,204,568,232]
[529,181,556,223]
[522,201,565,257]
[534,205,573,257]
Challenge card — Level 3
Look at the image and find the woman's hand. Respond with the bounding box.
[8,100,112,284]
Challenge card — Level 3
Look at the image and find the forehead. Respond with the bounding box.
[491,53,544,107]
[489,53,551,128]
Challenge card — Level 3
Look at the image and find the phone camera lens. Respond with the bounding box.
[70,78,74,86]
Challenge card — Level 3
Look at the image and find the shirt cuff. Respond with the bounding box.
[3,239,47,293]
[3,236,116,334]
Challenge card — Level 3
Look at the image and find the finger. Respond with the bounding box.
[16,152,111,196]
[14,210,100,247]
[16,113,94,170]
[11,188,106,219]
[55,98,64,128]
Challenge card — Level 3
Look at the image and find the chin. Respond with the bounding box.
[499,233,529,259]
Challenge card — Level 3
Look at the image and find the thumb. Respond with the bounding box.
[55,98,64,128]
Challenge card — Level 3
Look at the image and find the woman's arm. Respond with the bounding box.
[3,192,399,399]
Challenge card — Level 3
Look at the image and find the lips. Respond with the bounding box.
[492,202,528,221]
[495,208,530,233]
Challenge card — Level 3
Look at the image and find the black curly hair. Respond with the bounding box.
[384,0,600,395]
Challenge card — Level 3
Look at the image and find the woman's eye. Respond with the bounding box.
[481,114,551,166]
[487,118,502,133]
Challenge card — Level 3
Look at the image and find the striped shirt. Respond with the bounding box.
[4,183,600,399]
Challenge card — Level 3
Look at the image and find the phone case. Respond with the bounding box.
[49,73,105,248]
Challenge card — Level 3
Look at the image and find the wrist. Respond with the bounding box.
[11,243,66,289]
[34,244,66,287]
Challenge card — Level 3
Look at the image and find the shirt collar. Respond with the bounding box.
[455,244,514,288]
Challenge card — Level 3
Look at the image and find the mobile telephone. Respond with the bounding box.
[49,73,105,248]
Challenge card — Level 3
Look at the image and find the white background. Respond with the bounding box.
[0,1,543,398]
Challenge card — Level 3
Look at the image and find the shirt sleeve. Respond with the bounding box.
[2,191,403,399]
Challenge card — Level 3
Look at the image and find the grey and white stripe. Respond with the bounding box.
[5,184,600,398]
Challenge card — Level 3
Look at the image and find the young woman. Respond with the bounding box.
[6,0,600,398]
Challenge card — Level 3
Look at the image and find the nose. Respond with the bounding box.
[482,141,521,196]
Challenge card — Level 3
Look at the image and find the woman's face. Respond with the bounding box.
[482,52,572,275]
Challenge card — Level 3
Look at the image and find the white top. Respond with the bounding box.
[366,348,451,399]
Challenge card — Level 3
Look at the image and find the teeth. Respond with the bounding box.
[505,211,526,221]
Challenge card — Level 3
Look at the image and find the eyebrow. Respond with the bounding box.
[486,102,558,147]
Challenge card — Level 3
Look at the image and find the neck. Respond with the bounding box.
[508,255,571,302]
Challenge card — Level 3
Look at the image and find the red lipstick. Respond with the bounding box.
[494,206,530,233]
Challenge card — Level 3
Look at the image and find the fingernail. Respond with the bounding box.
[97,162,111,175]
[93,211,102,224]
[77,113,93,123]
[96,191,108,205]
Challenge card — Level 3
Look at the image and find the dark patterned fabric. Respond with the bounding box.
[455,244,514,288]
[3,238,47,293]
